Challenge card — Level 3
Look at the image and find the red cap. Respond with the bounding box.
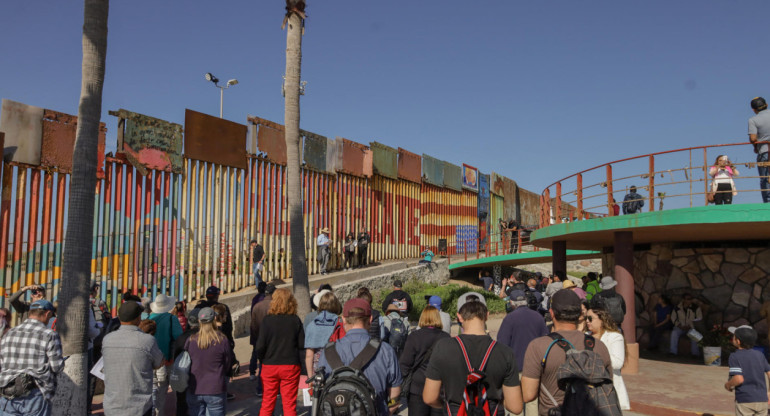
[343,298,372,317]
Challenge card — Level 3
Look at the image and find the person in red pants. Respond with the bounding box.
[255,288,305,416]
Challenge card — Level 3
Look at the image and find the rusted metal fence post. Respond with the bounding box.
[606,164,614,216]
[576,173,583,220]
[648,156,655,211]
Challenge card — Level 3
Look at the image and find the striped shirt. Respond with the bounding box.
[0,319,64,400]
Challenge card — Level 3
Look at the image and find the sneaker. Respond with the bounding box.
[227,393,235,401]
[249,374,257,381]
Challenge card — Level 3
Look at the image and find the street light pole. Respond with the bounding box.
[205,73,238,118]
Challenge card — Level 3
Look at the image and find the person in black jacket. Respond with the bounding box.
[357,227,371,268]
[191,286,233,345]
[357,287,383,340]
[381,280,413,314]
[399,306,450,416]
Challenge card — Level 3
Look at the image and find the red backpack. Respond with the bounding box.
[450,337,498,416]
[328,316,346,343]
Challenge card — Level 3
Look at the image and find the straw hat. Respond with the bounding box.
[150,294,176,313]
[320,227,330,234]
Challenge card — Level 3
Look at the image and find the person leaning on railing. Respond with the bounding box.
[748,96,770,203]
[708,155,738,205]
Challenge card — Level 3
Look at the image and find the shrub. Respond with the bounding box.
[376,281,506,322]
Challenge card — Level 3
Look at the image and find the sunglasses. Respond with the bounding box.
[586,316,594,322]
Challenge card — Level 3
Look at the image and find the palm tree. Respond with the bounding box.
[283,0,311,316]
[51,1,109,414]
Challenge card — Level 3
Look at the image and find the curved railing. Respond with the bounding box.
[538,142,767,228]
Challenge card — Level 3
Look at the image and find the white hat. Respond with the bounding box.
[599,276,618,290]
[313,289,331,308]
[150,294,177,313]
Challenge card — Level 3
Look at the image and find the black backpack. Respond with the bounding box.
[541,333,622,416]
[385,316,409,355]
[315,340,380,416]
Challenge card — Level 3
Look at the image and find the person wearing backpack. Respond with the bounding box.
[521,289,617,416]
[304,291,345,376]
[399,306,450,416]
[316,298,402,416]
[590,276,626,327]
[358,287,386,340]
[171,309,200,416]
[423,297,523,416]
[149,294,184,415]
[185,307,232,416]
[622,185,645,214]
[384,304,411,358]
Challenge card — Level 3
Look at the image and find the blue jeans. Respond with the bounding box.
[758,152,770,203]
[252,263,262,285]
[186,392,226,416]
[0,389,50,416]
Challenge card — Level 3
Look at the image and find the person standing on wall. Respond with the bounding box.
[250,239,266,285]
[317,228,331,275]
[357,227,371,268]
[748,96,770,203]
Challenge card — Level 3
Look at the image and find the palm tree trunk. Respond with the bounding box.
[284,5,311,317]
[52,1,109,414]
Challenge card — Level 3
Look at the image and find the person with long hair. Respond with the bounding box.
[255,288,305,416]
[185,307,232,416]
[399,306,450,416]
[709,154,739,205]
[586,307,630,410]
[304,291,344,375]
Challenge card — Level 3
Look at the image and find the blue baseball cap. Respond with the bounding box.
[428,296,442,309]
[30,300,55,311]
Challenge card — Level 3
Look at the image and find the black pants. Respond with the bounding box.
[408,393,444,416]
[714,183,733,205]
[344,251,354,269]
[358,246,368,267]
[175,390,188,416]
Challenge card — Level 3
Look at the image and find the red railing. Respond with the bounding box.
[449,228,540,263]
[539,142,766,227]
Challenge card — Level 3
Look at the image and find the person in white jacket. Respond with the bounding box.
[586,306,630,410]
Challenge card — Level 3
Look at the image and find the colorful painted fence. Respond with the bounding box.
[0,98,547,315]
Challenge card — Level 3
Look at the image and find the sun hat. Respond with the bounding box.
[599,276,618,290]
[320,227,330,234]
[150,294,176,313]
[562,280,576,289]
[313,289,331,308]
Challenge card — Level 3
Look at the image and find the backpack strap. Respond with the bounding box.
[323,342,345,370]
[541,332,576,368]
[455,337,496,372]
[349,339,380,371]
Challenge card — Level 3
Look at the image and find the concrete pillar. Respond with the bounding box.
[614,231,638,374]
[552,240,567,278]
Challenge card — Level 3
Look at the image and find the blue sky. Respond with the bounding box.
[0,0,767,198]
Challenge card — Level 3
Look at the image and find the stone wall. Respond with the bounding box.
[226,259,450,337]
[602,244,770,344]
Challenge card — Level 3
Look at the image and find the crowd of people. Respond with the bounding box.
[0,267,767,416]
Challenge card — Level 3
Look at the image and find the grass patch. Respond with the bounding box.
[375,281,507,322]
